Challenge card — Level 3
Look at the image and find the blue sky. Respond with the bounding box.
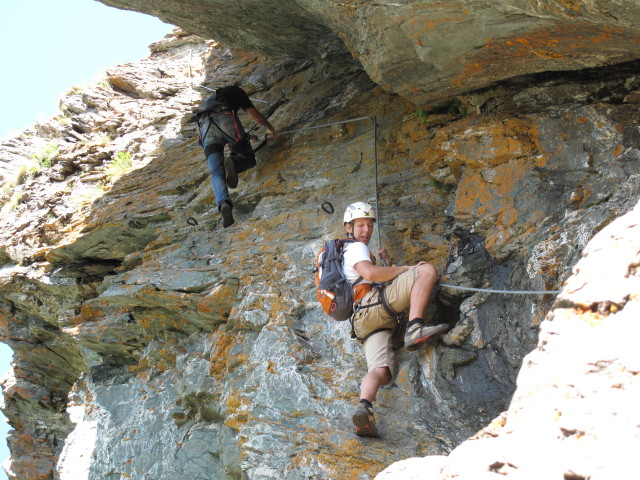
[0,0,174,477]
[1,0,174,139]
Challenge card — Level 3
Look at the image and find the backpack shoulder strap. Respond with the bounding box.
[337,238,365,287]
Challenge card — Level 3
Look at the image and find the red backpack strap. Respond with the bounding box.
[231,111,245,142]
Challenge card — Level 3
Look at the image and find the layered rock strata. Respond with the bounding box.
[97,0,640,105]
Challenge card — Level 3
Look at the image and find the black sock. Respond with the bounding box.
[359,399,373,408]
[407,318,423,327]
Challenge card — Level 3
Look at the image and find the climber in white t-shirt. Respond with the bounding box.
[341,201,449,438]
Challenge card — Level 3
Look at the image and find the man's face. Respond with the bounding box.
[347,218,375,245]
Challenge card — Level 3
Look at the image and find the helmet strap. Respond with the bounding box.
[345,221,354,238]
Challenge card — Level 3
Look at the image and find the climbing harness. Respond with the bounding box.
[194,85,285,154]
[195,86,279,159]
[197,106,261,175]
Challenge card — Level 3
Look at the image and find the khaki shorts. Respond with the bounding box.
[360,267,420,371]
[353,266,420,341]
[363,329,394,371]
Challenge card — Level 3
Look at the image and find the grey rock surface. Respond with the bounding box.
[377,200,640,479]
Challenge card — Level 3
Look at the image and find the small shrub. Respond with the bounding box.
[0,184,13,206]
[19,158,44,182]
[97,73,112,89]
[446,98,468,117]
[33,143,60,168]
[68,184,106,210]
[1,190,23,213]
[79,133,112,148]
[97,133,112,145]
[27,162,41,178]
[414,108,429,124]
[66,86,83,95]
[428,177,456,194]
[55,114,72,126]
[105,151,133,182]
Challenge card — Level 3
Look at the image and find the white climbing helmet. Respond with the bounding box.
[343,202,376,223]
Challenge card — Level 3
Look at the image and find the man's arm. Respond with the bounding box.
[354,260,411,283]
[246,107,277,138]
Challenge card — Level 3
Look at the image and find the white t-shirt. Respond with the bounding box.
[342,241,374,286]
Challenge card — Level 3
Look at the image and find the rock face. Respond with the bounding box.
[0,25,639,480]
[377,200,640,480]
[98,0,640,105]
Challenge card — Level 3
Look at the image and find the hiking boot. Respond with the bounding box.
[224,156,238,189]
[219,201,234,228]
[352,402,378,437]
[404,322,449,350]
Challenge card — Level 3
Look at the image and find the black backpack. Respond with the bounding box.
[314,239,358,321]
[198,89,233,117]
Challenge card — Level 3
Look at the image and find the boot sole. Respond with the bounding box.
[220,204,234,228]
[405,324,449,351]
[352,411,379,437]
[224,157,238,189]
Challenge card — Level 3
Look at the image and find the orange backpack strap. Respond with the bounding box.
[351,248,376,304]
[352,282,372,305]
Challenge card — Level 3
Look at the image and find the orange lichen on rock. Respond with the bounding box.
[455,159,524,219]
[266,360,277,375]
[613,144,623,156]
[78,302,108,322]
[288,437,389,479]
[224,390,252,430]
[451,23,640,87]
[209,329,246,380]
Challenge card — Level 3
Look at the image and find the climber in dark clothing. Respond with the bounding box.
[197,85,277,228]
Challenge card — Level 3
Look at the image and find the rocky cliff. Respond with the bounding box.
[0,6,639,480]
[98,0,640,105]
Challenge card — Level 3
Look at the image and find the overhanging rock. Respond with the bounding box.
[98,0,640,104]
